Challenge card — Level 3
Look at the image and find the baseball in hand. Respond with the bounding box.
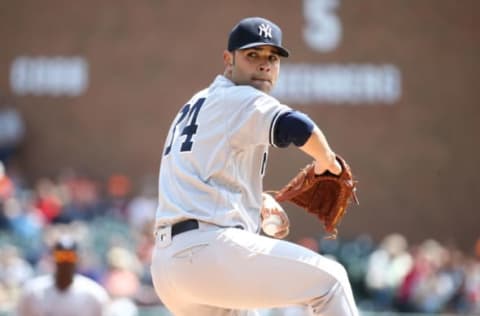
[262,214,283,236]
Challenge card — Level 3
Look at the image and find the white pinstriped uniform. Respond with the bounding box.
[151,75,359,316]
[155,75,290,232]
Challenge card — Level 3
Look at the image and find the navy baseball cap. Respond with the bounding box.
[227,17,290,57]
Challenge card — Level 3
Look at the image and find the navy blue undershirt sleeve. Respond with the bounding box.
[273,111,315,148]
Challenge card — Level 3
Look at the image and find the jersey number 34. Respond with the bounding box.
[164,97,206,156]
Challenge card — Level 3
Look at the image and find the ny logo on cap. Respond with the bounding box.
[258,23,272,39]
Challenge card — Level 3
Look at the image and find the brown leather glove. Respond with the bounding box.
[274,156,359,239]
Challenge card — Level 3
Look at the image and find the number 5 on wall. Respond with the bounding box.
[303,0,342,52]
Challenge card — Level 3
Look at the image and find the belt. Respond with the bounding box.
[171,219,199,237]
[171,219,244,237]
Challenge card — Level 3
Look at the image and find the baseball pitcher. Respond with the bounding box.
[151,17,359,316]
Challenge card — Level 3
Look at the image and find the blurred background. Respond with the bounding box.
[1,0,479,315]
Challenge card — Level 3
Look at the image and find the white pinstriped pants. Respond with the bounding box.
[150,224,359,316]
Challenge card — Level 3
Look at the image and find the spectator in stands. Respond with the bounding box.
[57,173,101,223]
[0,161,14,202]
[365,233,413,311]
[0,161,15,229]
[16,235,110,316]
[102,246,141,316]
[408,240,460,313]
[34,178,63,223]
[126,175,156,232]
[2,194,44,261]
[103,246,141,299]
[0,245,34,310]
[462,254,480,313]
[105,174,132,220]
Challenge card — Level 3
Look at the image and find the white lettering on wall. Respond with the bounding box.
[10,56,88,97]
[272,64,402,105]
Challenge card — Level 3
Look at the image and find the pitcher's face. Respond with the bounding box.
[224,46,281,93]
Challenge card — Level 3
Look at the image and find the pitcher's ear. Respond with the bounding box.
[223,50,234,66]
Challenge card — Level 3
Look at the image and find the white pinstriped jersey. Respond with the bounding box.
[155,75,291,232]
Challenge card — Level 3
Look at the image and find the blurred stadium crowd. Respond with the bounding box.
[1,161,480,315]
